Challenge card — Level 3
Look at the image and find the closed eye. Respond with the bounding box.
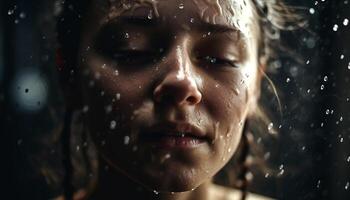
[197,56,238,68]
[111,50,159,66]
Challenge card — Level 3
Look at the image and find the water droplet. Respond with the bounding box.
[19,12,26,19]
[268,123,274,131]
[124,136,130,145]
[110,120,117,130]
[333,24,339,31]
[124,32,129,39]
[116,93,121,100]
[178,3,184,9]
[340,54,345,60]
[323,76,328,82]
[325,109,330,115]
[320,84,325,90]
[17,139,23,146]
[307,89,311,93]
[309,8,315,14]
[264,173,270,178]
[8,9,14,15]
[105,105,113,113]
[345,182,349,190]
[340,116,343,121]
[82,105,89,113]
[317,180,321,188]
[346,156,350,162]
[153,190,159,195]
[147,11,153,19]
[343,18,349,26]
[286,77,291,83]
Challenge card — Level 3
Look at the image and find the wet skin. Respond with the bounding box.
[75,0,261,199]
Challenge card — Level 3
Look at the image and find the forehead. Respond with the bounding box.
[89,0,258,37]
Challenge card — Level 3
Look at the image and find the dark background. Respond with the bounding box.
[1,0,350,199]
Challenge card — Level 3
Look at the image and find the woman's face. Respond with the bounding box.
[77,0,260,192]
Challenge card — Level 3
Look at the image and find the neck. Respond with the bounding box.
[88,157,212,200]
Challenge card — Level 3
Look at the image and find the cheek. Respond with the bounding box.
[79,56,157,134]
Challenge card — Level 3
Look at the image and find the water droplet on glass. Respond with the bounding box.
[110,120,117,130]
[343,18,349,26]
[116,93,121,100]
[147,11,153,19]
[320,84,325,90]
[268,123,274,131]
[340,54,345,60]
[178,3,184,9]
[124,32,129,39]
[309,8,315,14]
[153,190,159,195]
[333,24,339,31]
[265,173,270,178]
[323,76,328,82]
[325,109,330,115]
[124,136,130,145]
[317,180,321,188]
[82,105,89,113]
[19,12,26,19]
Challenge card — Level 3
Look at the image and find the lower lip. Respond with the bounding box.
[143,135,207,149]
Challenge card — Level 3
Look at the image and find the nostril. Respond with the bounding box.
[187,96,198,104]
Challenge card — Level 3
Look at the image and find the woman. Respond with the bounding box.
[55,0,300,199]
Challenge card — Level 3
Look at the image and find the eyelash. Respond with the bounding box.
[197,56,238,68]
[111,50,159,65]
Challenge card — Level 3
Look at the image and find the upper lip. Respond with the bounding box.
[142,122,207,140]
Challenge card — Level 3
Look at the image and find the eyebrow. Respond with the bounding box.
[107,15,240,35]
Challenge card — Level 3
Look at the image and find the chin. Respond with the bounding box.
[136,163,209,193]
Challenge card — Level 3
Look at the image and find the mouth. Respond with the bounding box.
[140,122,209,149]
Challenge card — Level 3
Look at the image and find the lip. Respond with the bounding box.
[140,122,209,149]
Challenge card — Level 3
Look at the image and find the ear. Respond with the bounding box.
[56,48,83,110]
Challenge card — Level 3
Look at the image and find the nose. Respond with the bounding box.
[153,49,202,106]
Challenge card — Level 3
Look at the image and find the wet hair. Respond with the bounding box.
[55,0,304,200]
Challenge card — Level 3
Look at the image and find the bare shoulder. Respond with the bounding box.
[208,184,275,200]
